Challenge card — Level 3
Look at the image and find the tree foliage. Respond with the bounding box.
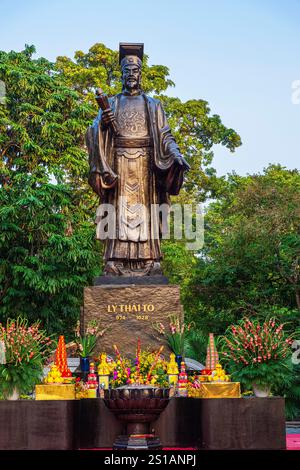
[0,173,100,335]
[0,45,94,184]
[189,165,300,336]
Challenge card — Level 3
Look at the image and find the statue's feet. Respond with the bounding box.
[104,260,163,276]
[104,261,123,276]
[148,261,163,275]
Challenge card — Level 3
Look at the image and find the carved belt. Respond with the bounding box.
[114,136,153,148]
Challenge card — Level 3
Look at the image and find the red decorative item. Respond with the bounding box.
[55,335,72,378]
[87,362,98,390]
[177,361,188,396]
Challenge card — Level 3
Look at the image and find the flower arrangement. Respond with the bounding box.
[153,313,192,356]
[74,320,108,357]
[75,377,89,399]
[0,317,53,399]
[220,317,294,391]
[110,342,169,388]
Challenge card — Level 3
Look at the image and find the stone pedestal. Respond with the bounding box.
[82,284,183,357]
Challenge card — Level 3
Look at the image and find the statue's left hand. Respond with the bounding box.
[91,174,102,196]
[175,155,190,171]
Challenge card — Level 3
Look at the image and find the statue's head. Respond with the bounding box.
[119,43,144,94]
[121,56,142,93]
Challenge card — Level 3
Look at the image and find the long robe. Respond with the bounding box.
[86,92,185,265]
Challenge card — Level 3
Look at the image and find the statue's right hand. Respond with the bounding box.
[101,108,115,126]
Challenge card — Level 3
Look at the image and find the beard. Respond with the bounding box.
[126,79,138,89]
[123,75,141,93]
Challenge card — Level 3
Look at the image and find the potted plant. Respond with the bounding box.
[153,314,192,370]
[220,317,294,397]
[74,320,108,372]
[0,317,53,400]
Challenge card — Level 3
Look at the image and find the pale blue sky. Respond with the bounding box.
[1,0,299,176]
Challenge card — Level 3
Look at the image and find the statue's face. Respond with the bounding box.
[122,64,141,92]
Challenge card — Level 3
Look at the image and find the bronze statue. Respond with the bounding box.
[86,43,189,276]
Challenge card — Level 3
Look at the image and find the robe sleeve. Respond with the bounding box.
[86,108,117,198]
[155,101,186,196]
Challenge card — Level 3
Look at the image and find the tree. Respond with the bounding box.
[0,45,100,335]
[189,165,300,337]
[0,45,94,184]
[0,173,100,335]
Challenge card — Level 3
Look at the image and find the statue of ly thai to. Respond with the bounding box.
[86,43,189,276]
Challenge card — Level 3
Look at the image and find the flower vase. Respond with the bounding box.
[252,383,271,397]
[80,356,90,373]
[7,388,19,401]
[175,355,183,371]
